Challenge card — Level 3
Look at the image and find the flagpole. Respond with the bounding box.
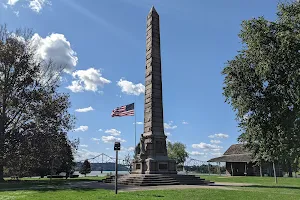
[134,97,137,149]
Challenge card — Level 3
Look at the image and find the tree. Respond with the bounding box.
[0,25,75,181]
[124,153,133,173]
[79,160,91,177]
[55,138,79,179]
[222,2,300,182]
[167,142,189,170]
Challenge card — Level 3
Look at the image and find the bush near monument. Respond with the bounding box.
[167,142,189,170]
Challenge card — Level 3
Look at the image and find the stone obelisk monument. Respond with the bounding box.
[132,6,177,174]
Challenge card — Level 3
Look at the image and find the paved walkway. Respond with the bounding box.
[69,181,257,192]
[1,181,258,192]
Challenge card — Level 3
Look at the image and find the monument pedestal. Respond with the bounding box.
[132,158,177,174]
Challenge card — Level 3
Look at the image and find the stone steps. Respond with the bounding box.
[102,174,214,186]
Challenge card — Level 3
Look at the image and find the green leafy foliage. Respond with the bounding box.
[167,142,189,167]
[0,25,76,180]
[222,2,300,171]
[79,160,91,176]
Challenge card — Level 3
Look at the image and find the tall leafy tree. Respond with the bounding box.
[79,159,91,177]
[222,1,300,180]
[167,142,189,169]
[0,25,75,181]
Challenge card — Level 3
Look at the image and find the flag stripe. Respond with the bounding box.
[111,103,134,117]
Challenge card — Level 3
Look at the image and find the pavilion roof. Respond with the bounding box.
[207,144,253,163]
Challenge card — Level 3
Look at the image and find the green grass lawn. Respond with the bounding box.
[200,175,300,186]
[1,187,300,200]
[1,176,300,200]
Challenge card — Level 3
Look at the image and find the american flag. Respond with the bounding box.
[111,103,135,117]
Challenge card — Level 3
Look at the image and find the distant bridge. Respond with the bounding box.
[77,153,130,166]
[77,153,213,167]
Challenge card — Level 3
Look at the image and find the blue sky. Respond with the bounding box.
[0,0,280,161]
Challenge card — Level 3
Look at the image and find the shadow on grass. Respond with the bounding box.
[133,193,165,198]
[0,179,101,191]
[0,186,102,193]
[241,185,300,190]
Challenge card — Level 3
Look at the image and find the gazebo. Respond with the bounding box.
[208,144,283,176]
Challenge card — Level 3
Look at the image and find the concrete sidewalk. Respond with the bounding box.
[69,181,257,192]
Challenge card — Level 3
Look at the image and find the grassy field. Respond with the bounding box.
[200,175,300,186]
[1,187,300,200]
[1,176,300,200]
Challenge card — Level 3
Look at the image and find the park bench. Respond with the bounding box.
[10,176,19,181]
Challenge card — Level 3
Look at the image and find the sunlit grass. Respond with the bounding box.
[1,188,300,200]
[200,175,300,186]
[1,176,300,199]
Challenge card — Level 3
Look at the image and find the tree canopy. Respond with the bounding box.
[222,2,300,171]
[79,159,91,176]
[167,142,189,167]
[0,25,76,180]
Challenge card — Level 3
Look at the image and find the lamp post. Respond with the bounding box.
[114,142,121,194]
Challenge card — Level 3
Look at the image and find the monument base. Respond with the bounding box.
[103,174,214,186]
[131,158,177,174]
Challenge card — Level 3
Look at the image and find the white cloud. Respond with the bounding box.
[182,120,188,125]
[211,152,222,156]
[117,79,145,96]
[105,129,121,136]
[66,81,83,92]
[189,151,205,156]
[91,138,101,144]
[29,0,48,13]
[105,148,110,150]
[80,144,88,148]
[30,33,78,74]
[210,140,221,144]
[7,0,19,6]
[165,132,171,136]
[128,147,135,151]
[208,133,229,139]
[192,142,222,150]
[75,106,94,113]
[211,148,221,151]
[73,126,88,132]
[75,149,101,161]
[13,10,19,17]
[133,122,143,125]
[98,129,103,132]
[164,121,177,130]
[121,146,135,152]
[102,136,126,143]
[67,68,111,93]
[6,0,50,13]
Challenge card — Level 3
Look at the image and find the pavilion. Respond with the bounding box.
[208,144,283,177]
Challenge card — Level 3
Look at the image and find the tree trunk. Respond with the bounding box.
[260,165,262,177]
[0,91,7,182]
[0,165,3,181]
[273,162,278,184]
[288,162,293,177]
[0,115,5,182]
